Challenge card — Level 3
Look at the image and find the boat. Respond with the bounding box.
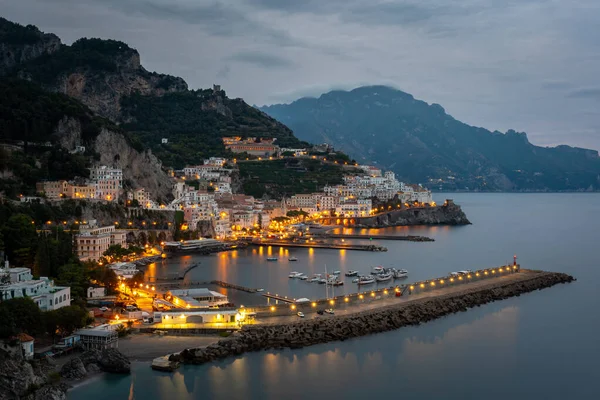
[358,276,375,285]
[288,272,302,278]
[331,280,344,286]
[297,312,305,318]
[352,278,360,283]
[318,278,327,284]
[324,309,335,314]
[345,270,359,277]
[288,257,298,261]
[375,273,393,282]
[372,266,384,274]
[299,274,308,280]
[332,270,341,275]
[256,288,264,292]
[309,275,321,283]
[393,269,408,278]
[267,257,278,261]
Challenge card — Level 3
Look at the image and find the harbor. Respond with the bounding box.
[248,240,387,251]
[314,233,434,241]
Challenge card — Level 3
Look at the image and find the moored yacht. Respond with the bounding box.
[358,276,375,285]
[375,273,393,282]
[345,270,359,277]
[288,257,298,261]
[393,269,409,278]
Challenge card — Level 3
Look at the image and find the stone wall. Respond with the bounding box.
[171,271,574,365]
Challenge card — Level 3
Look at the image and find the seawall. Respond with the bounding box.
[170,271,573,365]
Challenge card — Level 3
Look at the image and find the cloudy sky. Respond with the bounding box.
[3,0,600,150]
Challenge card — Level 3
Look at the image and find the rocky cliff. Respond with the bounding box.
[0,342,67,400]
[0,18,61,75]
[10,38,188,121]
[353,203,471,227]
[171,271,573,366]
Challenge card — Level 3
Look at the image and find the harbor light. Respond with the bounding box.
[359,294,364,300]
[485,271,489,275]
[344,297,349,302]
[180,314,185,319]
[383,290,388,295]
[270,306,275,312]
[139,283,143,287]
[467,275,472,279]
[329,300,335,305]
[450,278,454,282]
[499,268,503,272]
[410,286,414,290]
[459,276,463,280]
[492,270,496,274]
[476,273,480,277]
[440,280,444,284]
[371,292,375,297]
[311,302,317,307]
[151,286,155,291]
[291,305,296,310]
[420,283,425,289]
[431,282,435,287]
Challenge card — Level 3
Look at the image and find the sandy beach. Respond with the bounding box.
[117,334,221,361]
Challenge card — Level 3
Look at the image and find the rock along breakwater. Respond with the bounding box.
[169,271,574,366]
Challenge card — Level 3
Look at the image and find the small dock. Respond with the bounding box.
[262,293,296,303]
[211,280,258,293]
[249,241,387,252]
[315,234,434,242]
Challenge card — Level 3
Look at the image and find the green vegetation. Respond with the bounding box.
[120,91,309,168]
[0,17,45,45]
[0,298,90,338]
[239,159,351,199]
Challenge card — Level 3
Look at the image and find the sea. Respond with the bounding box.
[69,193,600,399]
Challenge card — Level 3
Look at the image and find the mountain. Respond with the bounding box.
[0,78,173,199]
[261,86,600,191]
[0,17,307,169]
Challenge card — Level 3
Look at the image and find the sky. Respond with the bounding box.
[2,0,600,151]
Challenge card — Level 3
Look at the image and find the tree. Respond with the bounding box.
[2,214,37,267]
[0,297,43,338]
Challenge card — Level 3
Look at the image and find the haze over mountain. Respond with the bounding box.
[261,86,600,191]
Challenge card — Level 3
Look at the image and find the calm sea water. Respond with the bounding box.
[69,193,600,399]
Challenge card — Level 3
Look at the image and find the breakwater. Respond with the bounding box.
[314,234,434,242]
[169,270,574,366]
[249,241,387,251]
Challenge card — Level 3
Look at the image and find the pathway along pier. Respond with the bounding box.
[165,267,575,368]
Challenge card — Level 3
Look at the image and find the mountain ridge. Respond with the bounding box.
[261,85,600,191]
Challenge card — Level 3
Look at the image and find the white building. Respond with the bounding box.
[0,263,71,311]
[87,286,107,299]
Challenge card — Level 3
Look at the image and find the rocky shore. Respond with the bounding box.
[0,346,130,400]
[354,202,471,227]
[170,271,573,366]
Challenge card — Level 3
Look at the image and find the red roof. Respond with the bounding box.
[15,333,34,342]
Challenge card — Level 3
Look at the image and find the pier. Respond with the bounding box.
[314,234,434,242]
[211,280,258,293]
[249,240,387,252]
[261,293,296,303]
[166,267,574,366]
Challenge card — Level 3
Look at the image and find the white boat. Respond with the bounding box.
[372,266,384,274]
[299,274,308,280]
[375,273,393,282]
[297,312,305,318]
[288,272,302,278]
[345,270,359,277]
[332,270,341,275]
[288,257,298,261]
[318,278,327,284]
[267,257,278,261]
[256,288,264,292]
[309,275,321,282]
[393,269,408,278]
[352,278,360,283]
[358,276,375,285]
[324,309,335,314]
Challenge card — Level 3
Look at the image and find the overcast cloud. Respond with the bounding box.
[2,0,600,150]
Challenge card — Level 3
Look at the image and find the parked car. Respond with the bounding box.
[297,312,305,318]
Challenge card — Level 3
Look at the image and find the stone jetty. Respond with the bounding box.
[169,271,573,366]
